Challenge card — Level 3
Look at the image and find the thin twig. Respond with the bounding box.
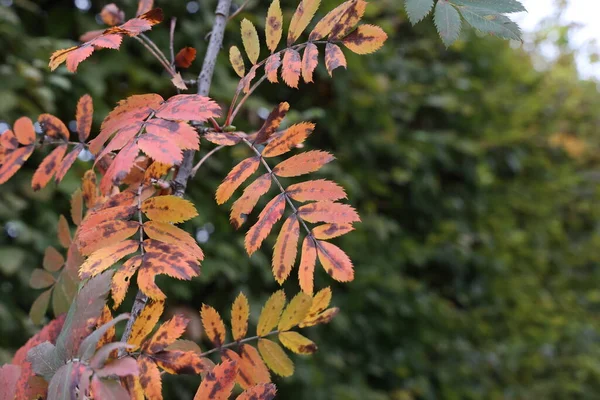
[134,36,175,76]
[169,18,177,66]
[228,0,251,21]
[191,145,226,177]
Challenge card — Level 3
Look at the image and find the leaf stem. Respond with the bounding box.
[191,145,226,177]
[200,329,280,357]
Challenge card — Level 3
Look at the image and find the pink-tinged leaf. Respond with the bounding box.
[301,43,319,83]
[230,173,272,229]
[316,240,354,281]
[155,94,221,122]
[146,119,199,151]
[31,144,67,191]
[216,156,261,205]
[298,237,317,294]
[265,53,282,83]
[0,145,34,184]
[138,133,183,165]
[282,49,301,89]
[272,150,334,177]
[55,144,84,183]
[204,131,241,146]
[0,364,21,400]
[325,43,347,76]
[100,142,139,194]
[312,223,355,239]
[272,215,300,284]
[245,194,286,255]
[286,179,346,202]
[297,201,360,224]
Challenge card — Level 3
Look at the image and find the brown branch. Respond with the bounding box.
[120,0,233,346]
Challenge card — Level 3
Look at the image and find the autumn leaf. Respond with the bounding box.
[58,215,71,248]
[100,3,125,26]
[127,299,165,349]
[230,173,272,229]
[231,293,250,341]
[301,43,319,83]
[325,43,347,76]
[263,122,315,157]
[312,223,354,239]
[145,118,200,151]
[38,114,69,141]
[240,64,259,94]
[137,0,154,15]
[297,201,360,224]
[111,256,142,309]
[254,102,290,145]
[142,314,189,354]
[316,240,354,282]
[55,144,84,184]
[257,289,286,336]
[288,0,321,46]
[245,194,286,255]
[230,46,246,78]
[272,215,300,284]
[79,239,139,279]
[272,150,334,177]
[236,383,277,400]
[309,0,353,40]
[0,145,35,184]
[342,24,388,54]
[138,355,162,399]
[298,237,317,295]
[282,49,301,88]
[329,0,367,40]
[205,131,242,146]
[240,344,271,384]
[100,142,140,194]
[266,0,283,53]
[155,94,221,122]
[175,46,197,68]
[278,292,312,331]
[144,161,172,182]
[31,145,67,191]
[194,360,237,400]
[216,156,261,205]
[13,117,36,145]
[78,219,140,255]
[286,179,346,202]
[143,221,204,260]
[278,331,317,354]
[241,19,260,64]
[141,195,198,223]
[82,170,98,208]
[258,339,293,377]
[138,132,183,165]
[201,304,226,347]
[265,53,282,83]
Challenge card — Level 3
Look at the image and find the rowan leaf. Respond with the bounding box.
[317,240,354,282]
[240,344,271,384]
[257,339,293,377]
[265,53,281,83]
[263,122,315,157]
[194,360,237,400]
[153,350,210,374]
[236,384,277,400]
[325,42,347,76]
[143,314,189,354]
[278,331,317,354]
[155,94,221,122]
[79,313,129,362]
[78,219,140,255]
[127,299,164,350]
[55,144,83,184]
[70,189,83,226]
[144,161,172,182]
[298,237,317,295]
[286,179,346,202]
[138,355,162,400]
[141,195,198,223]
[405,0,435,24]
[29,288,52,325]
[100,142,140,194]
[305,287,331,320]
[281,49,301,88]
[94,305,116,350]
[43,246,64,272]
[288,0,321,46]
[266,0,283,53]
[100,4,125,26]
[216,156,261,205]
[240,64,259,94]
[230,173,272,229]
[329,0,367,40]
[38,114,69,141]
[201,304,226,347]
[278,292,312,331]
[257,289,286,336]
[111,255,140,309]
[231,292,250,341]
[459,6,522,41]
[452,0,526,13]
[143,221,204,260]
[241,19,260,64]
[434,0,462,47]
[272,150,334,177]
[342,24,388,54]
[254,102,290,145]
[298,306,339,327]
[272,215,300,284]
[31,144,67,191]
[297,201,360,224]
[175,46,197,68]
[13,117,36,145]
[221,349,252,388]
[82,170,97,208]
[309,0,353,40]
[137,0,154,15]
[245,194,286,255]
[80,205,137,234]
[301,43,319,83]
[312,223,354,239]
[0,364,21,400]
[138,132,183,165]
[145,118,200,151]
[79,239,139,279]
[204,131,241,146]
[0,145,34,184]
[30,269,55,289]
[58,215,71,248]
[229,46,245,77]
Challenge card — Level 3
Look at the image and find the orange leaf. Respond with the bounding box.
[71,189,83,226]
[13,117,36,145]
[143,221,204,260]
[281,49,301,89]
[137,0,154,15]
[153,350,210,374]
[325,43,347,76]
[201,304,226,347]
[138,132,183,165]
[0,129,18,151]
[287,0,321,46]
[230,173,272,229]
[155,94,221,122]
[145,118,200,151]
[0,145,34,184]
[263,122,314,157]
[329,0,367,40]
[82,170,98,208]
[236,384,277,400]
[342,24,388,54]
[58,214,71,248]
[100,142,140,194]
[316,240,354,281]
[298,237,317,295]
[245,194,286,255]
[301,43,319,83]
[95,305,116,350]
[272,215,300,284]
[266,0,283,53]
[141,195,198,223]
[205,131,242,146]
[231,293,250,341]
[126,298,164,349]
[278,292,312,331]
[80,205,137,234]
[240,344,271,384]
[175,46,197,68]
[143,314,188,354]
[221,349,254,388]
[229,46,246,78]
[309,0,353,40]
[55,144,83,184]
[100,3,125,26]
[111,256,143,309]
[216,156,261,205]
[78,239,139,279]
[38,114,69,142]
[254,102,290,145]
[95,122,142,164]
[286,179,346,202]
[144,162,172,182]
[194,360,237,400]
[138,355,162,400]
[272,150,334,177]
[31,144,67,191]
[78,220,140,255]
[265,53,281,83]
[312,223,354,239]
[297,201,360,224]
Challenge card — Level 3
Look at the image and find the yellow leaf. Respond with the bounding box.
[278,331,317,354]
[128,299,165,350]
[342,24,388,54]
[241,19,260,65]
[306,287,332,321]
[266,0,283,53]
[288,0,321,46]
[257,338,294,377]
[201,304,226,346]
[309,0,353,40]
[141,195,198,223]
[78,239,139,279]
[257,289,286,336]
[229,46,245,78]
[278,292,312,331]
[231,292,250,341]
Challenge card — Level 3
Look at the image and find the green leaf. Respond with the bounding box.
[30,269,56,289]
[434,1,462,47]
[459,6,522,41]
[451,0,526,13]
[26,341,62,382]
[405,0,435,24]
[30,288,52,325]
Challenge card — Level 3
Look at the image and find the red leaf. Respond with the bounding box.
[265,53,282,83]
[297,201,360,224]
[175,47,197,68]
[100,142,140,194]
[138,133,183,165]
[286,179,346,202]
[155,94,221,122]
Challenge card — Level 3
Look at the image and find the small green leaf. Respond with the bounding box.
[459,6,522,41]
[30,288,52,325]
[434,1,462,47]
[405,0,435,24]
[27,341,62,382]
[30,269,56,289]
[452,0,526,13]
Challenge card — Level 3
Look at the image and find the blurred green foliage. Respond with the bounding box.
[2,0,600,399]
